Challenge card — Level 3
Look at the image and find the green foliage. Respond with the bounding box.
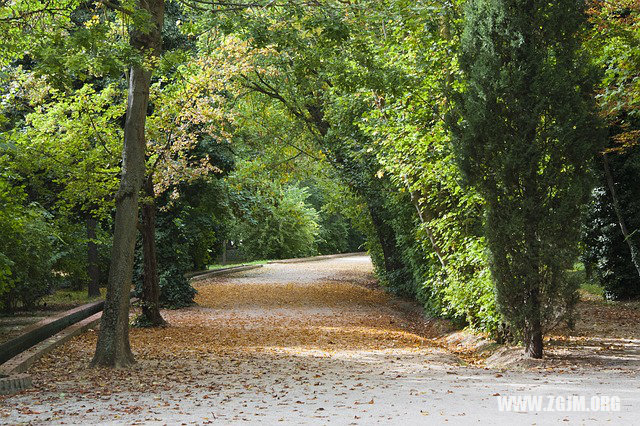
[231,183,320,260]
[133,177,234,308]
[581,1,640,301]
[0,171,56,310]
[0,1,78,67]
[135,211,197,309]
[203,0,500,332]
[9,79,123,218]
[587,0,640,149]
[50,216,111,291]
[2,0,637,350]
[454,0,602,343]
[304,181,364,255]
[583,151,640,300]
[337,0,499,332]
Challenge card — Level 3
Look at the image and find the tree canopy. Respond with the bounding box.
[0,0,638,362]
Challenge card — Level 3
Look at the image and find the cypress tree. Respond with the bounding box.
[453,0,602,357]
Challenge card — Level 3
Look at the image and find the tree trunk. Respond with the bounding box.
[86,215,101,298]
[602,153,640,280]
[139,177,165,326]
[524,288,543,359]
[522,172,544,359]
[403,179,447,270]
[91,0,164,368]
[367,203,404,275]
[525,321,543,358]
[222,240,227,265]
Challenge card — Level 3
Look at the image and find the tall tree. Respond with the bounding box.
[454,0,601,357]
[583,1,640,292]
[216,4,411,286]
[92,0,165,367]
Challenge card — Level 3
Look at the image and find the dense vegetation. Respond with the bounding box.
[0,0,638,362]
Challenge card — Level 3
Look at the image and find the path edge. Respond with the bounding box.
[267,252,366,264]
[188,264,264,282]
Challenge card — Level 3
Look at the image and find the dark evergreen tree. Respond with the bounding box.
[583,148,640,300]
[454,0,602,357]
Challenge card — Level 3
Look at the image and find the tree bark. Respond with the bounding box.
[525,323,543,358]
[602,153,640,280]
[404,180,447,270]
[91,0,164,368]
[524,289,543,358]
[222,240,227,265]
[367,203,404,275]
[522,170,544,359]
[139,176,166,326]
[86,215,101,298]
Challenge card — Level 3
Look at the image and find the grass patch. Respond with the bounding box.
[207,260,268,270]
[42,288,106,306]
[569,262,605,300]
[580,282,605,299]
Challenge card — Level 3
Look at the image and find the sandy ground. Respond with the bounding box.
[1,255,639,425]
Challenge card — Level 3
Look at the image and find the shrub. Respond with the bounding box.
[0,176,56,310]
[234,185,320,260]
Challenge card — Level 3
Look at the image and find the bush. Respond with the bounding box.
[133,178,236,308]
[0,176,56,310]
[50,219,89,291]
[303,182,365,255]
[234,185,320,260]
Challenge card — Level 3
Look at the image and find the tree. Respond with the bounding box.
[1,1,128,300]
[582,0,640,292]
[92,0,165,368]
[11,81,123,296]
[133,53,233,325]
[454,0,601,357]
[200,1,499,332]
[230,180,320,260]
[213,3,411,285]
[0,167,57,310]
[583,149,640,300]
[587,0,639,150]
[350,0,499,332]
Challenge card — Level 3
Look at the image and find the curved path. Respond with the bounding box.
[1,255,638,424]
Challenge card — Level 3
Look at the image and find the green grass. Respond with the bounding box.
[580,282,605,298]
[42,288,106,306]
[569,262,605,300]
[207,260,268,270]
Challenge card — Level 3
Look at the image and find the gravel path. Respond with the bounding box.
[1,255,638,424]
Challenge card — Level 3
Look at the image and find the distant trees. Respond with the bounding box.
[455,0,601,357]
[1,0,639,365]
[231,184,319,260]
[582,0,640,300]
[0,174,55,310]
[583,151,640,300]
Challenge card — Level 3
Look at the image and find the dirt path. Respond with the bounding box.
[1,255,639,424]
